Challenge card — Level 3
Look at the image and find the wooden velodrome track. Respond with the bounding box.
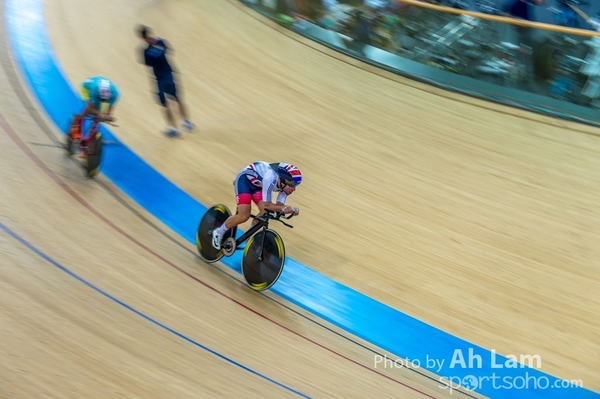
[1,0,599,397]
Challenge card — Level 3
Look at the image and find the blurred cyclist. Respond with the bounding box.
[69,76,119,157]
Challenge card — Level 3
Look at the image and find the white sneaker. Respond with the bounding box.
[182,120,195,132]
[212,229,223,250]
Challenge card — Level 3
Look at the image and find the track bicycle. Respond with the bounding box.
[66,114,113,178]
[196,204,294,291]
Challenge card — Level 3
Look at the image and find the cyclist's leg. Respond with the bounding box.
[251,194,267,226]
[212,174,255,249]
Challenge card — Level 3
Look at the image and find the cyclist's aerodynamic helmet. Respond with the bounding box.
[99,79,111,102]
[276,163,302,187]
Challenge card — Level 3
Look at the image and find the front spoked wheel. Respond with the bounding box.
[241,229,286,291]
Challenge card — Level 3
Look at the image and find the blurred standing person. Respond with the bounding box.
[504,0,544,48]
[137,25,195,137]
[346,9,372,54]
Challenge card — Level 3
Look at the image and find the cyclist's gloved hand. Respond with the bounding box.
[284,207,299,216]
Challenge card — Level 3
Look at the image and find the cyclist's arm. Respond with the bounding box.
[83,101,101,117]
[261,174,296,214]
[275,192,288,206]
[263,201,295,214]
[101,88,119,121]
[102,105,115,122]
[261,172,288,213]
[276,191,299,215]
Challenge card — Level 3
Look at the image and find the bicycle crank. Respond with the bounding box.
[222,237,237,256]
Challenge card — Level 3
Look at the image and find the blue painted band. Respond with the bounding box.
[4,0,597,397]
[0,220,310,398]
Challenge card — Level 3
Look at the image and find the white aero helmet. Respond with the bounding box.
[98,78,111,101]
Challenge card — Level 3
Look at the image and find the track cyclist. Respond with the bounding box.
[212,161,302,250]
[69,76,119,158]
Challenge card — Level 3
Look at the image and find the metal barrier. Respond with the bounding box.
[241,0,600,127]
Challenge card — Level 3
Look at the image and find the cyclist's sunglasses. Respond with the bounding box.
[282,179,297,187]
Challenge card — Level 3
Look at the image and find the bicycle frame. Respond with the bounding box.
[232,215,270,249]
[225,211,293,258]
[81,115,101,142]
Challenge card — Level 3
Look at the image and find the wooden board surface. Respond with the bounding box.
[0,37,465,398]
[1,0,598,395]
